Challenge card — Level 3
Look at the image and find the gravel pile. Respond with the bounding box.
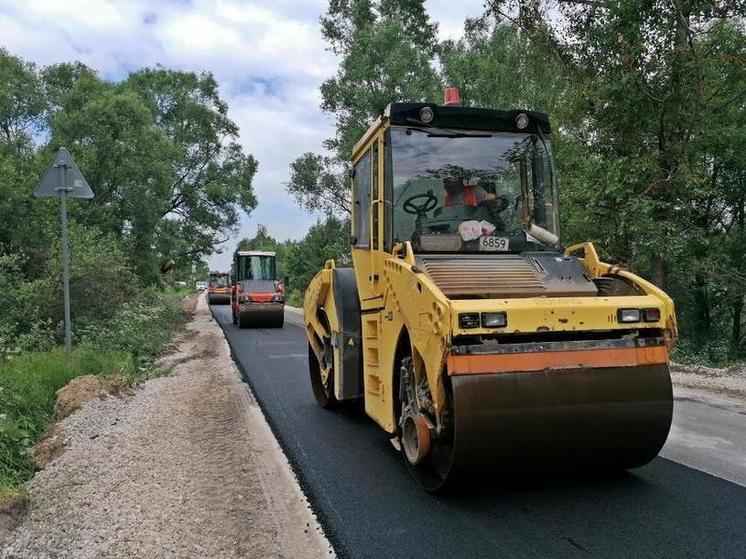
[671,361,746,403]
[671,362,746,378]
[2,297,332,559]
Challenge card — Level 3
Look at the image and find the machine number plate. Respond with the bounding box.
[479,236,509,251]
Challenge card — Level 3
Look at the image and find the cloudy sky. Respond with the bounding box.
[0,0,485,270]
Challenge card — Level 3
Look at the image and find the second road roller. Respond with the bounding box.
[207,271,231,305]
[303,88,677,491]
[231,249,285,328]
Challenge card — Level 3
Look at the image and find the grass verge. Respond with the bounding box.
[0,290,187,494]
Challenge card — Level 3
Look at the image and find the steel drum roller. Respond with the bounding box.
[237,304,284,328]
[413,364,673,491]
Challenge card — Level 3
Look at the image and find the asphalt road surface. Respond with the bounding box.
[211,304,746,559]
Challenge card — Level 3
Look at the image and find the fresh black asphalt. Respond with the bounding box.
[211,304,746,559]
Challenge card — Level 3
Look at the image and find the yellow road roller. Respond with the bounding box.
[303,89,677,491]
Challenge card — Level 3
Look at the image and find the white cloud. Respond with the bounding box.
[0,0,481,271]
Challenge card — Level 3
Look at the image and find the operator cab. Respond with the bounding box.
[349,89,568,306]
[385,99,559,254]
[209,272,230,288]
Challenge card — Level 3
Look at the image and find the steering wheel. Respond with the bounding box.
[403,191,438,216]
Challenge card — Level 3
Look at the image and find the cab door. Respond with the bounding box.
[351,133,385,310]
[351,132,391,429]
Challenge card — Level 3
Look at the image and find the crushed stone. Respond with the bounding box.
[671,361,746,404]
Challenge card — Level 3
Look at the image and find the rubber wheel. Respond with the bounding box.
[308,341,336,409]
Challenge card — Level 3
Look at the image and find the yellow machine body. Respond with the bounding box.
[304,101,677,490]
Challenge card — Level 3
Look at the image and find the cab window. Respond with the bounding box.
[353,150,371,248]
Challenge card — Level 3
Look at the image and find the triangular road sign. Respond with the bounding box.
[35,147,94,199]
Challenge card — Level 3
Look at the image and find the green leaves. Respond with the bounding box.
[295,1,746,362]
[286,153,350,215]
[0,50,258,288]
[320,0,441,158]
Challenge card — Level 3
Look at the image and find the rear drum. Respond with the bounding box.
[403,364,673,492]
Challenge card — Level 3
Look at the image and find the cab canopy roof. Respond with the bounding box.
[352,102,551,159]
[235,250,276,257]
[387,103,550,134]
[209,271,229,276]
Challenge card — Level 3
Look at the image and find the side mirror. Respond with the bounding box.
[283,276,289,288]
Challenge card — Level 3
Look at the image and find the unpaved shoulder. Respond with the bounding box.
[2,296,332,559]
[671,362,746,404]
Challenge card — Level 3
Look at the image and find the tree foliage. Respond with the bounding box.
[0,50,257,283]
[0,49,258,351]
[286,152,351,215]
[286,0,443,216]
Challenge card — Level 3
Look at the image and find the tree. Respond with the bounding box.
[43,66,258,282]
[285,216,351,292]
[487,0,746,290]
[440,18,567,113]
[0,49,46,150]
[0,51,58,277]
[286,0,442,213]
[286,152,351,215]
[125,69,258,258]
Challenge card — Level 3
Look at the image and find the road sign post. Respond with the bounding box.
[35,148,93,354]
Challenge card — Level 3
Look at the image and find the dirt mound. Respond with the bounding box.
[32,425,67,471]
[181,293,199,315]
[0,493,28,547]
[54,376,129,420]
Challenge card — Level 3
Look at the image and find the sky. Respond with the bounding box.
[0,0,485,270]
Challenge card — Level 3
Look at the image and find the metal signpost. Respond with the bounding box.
[34,147,94,354]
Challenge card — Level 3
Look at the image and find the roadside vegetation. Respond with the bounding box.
[0,289,186,494]
[0,48,255,494]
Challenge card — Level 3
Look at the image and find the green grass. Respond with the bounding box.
[286,289,304,308]
[163,285,196,297]
[0,348,134,490]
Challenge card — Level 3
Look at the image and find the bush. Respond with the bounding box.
[286,289,304,308]
[46,224,139,324]
[671,337,736,368]
[0,225,141,357]
[76,288,184,362]
[0,254,55,358]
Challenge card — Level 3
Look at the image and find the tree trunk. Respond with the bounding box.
[650,256,667,290]
[694,272,711,332]
[733,297,743,353]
